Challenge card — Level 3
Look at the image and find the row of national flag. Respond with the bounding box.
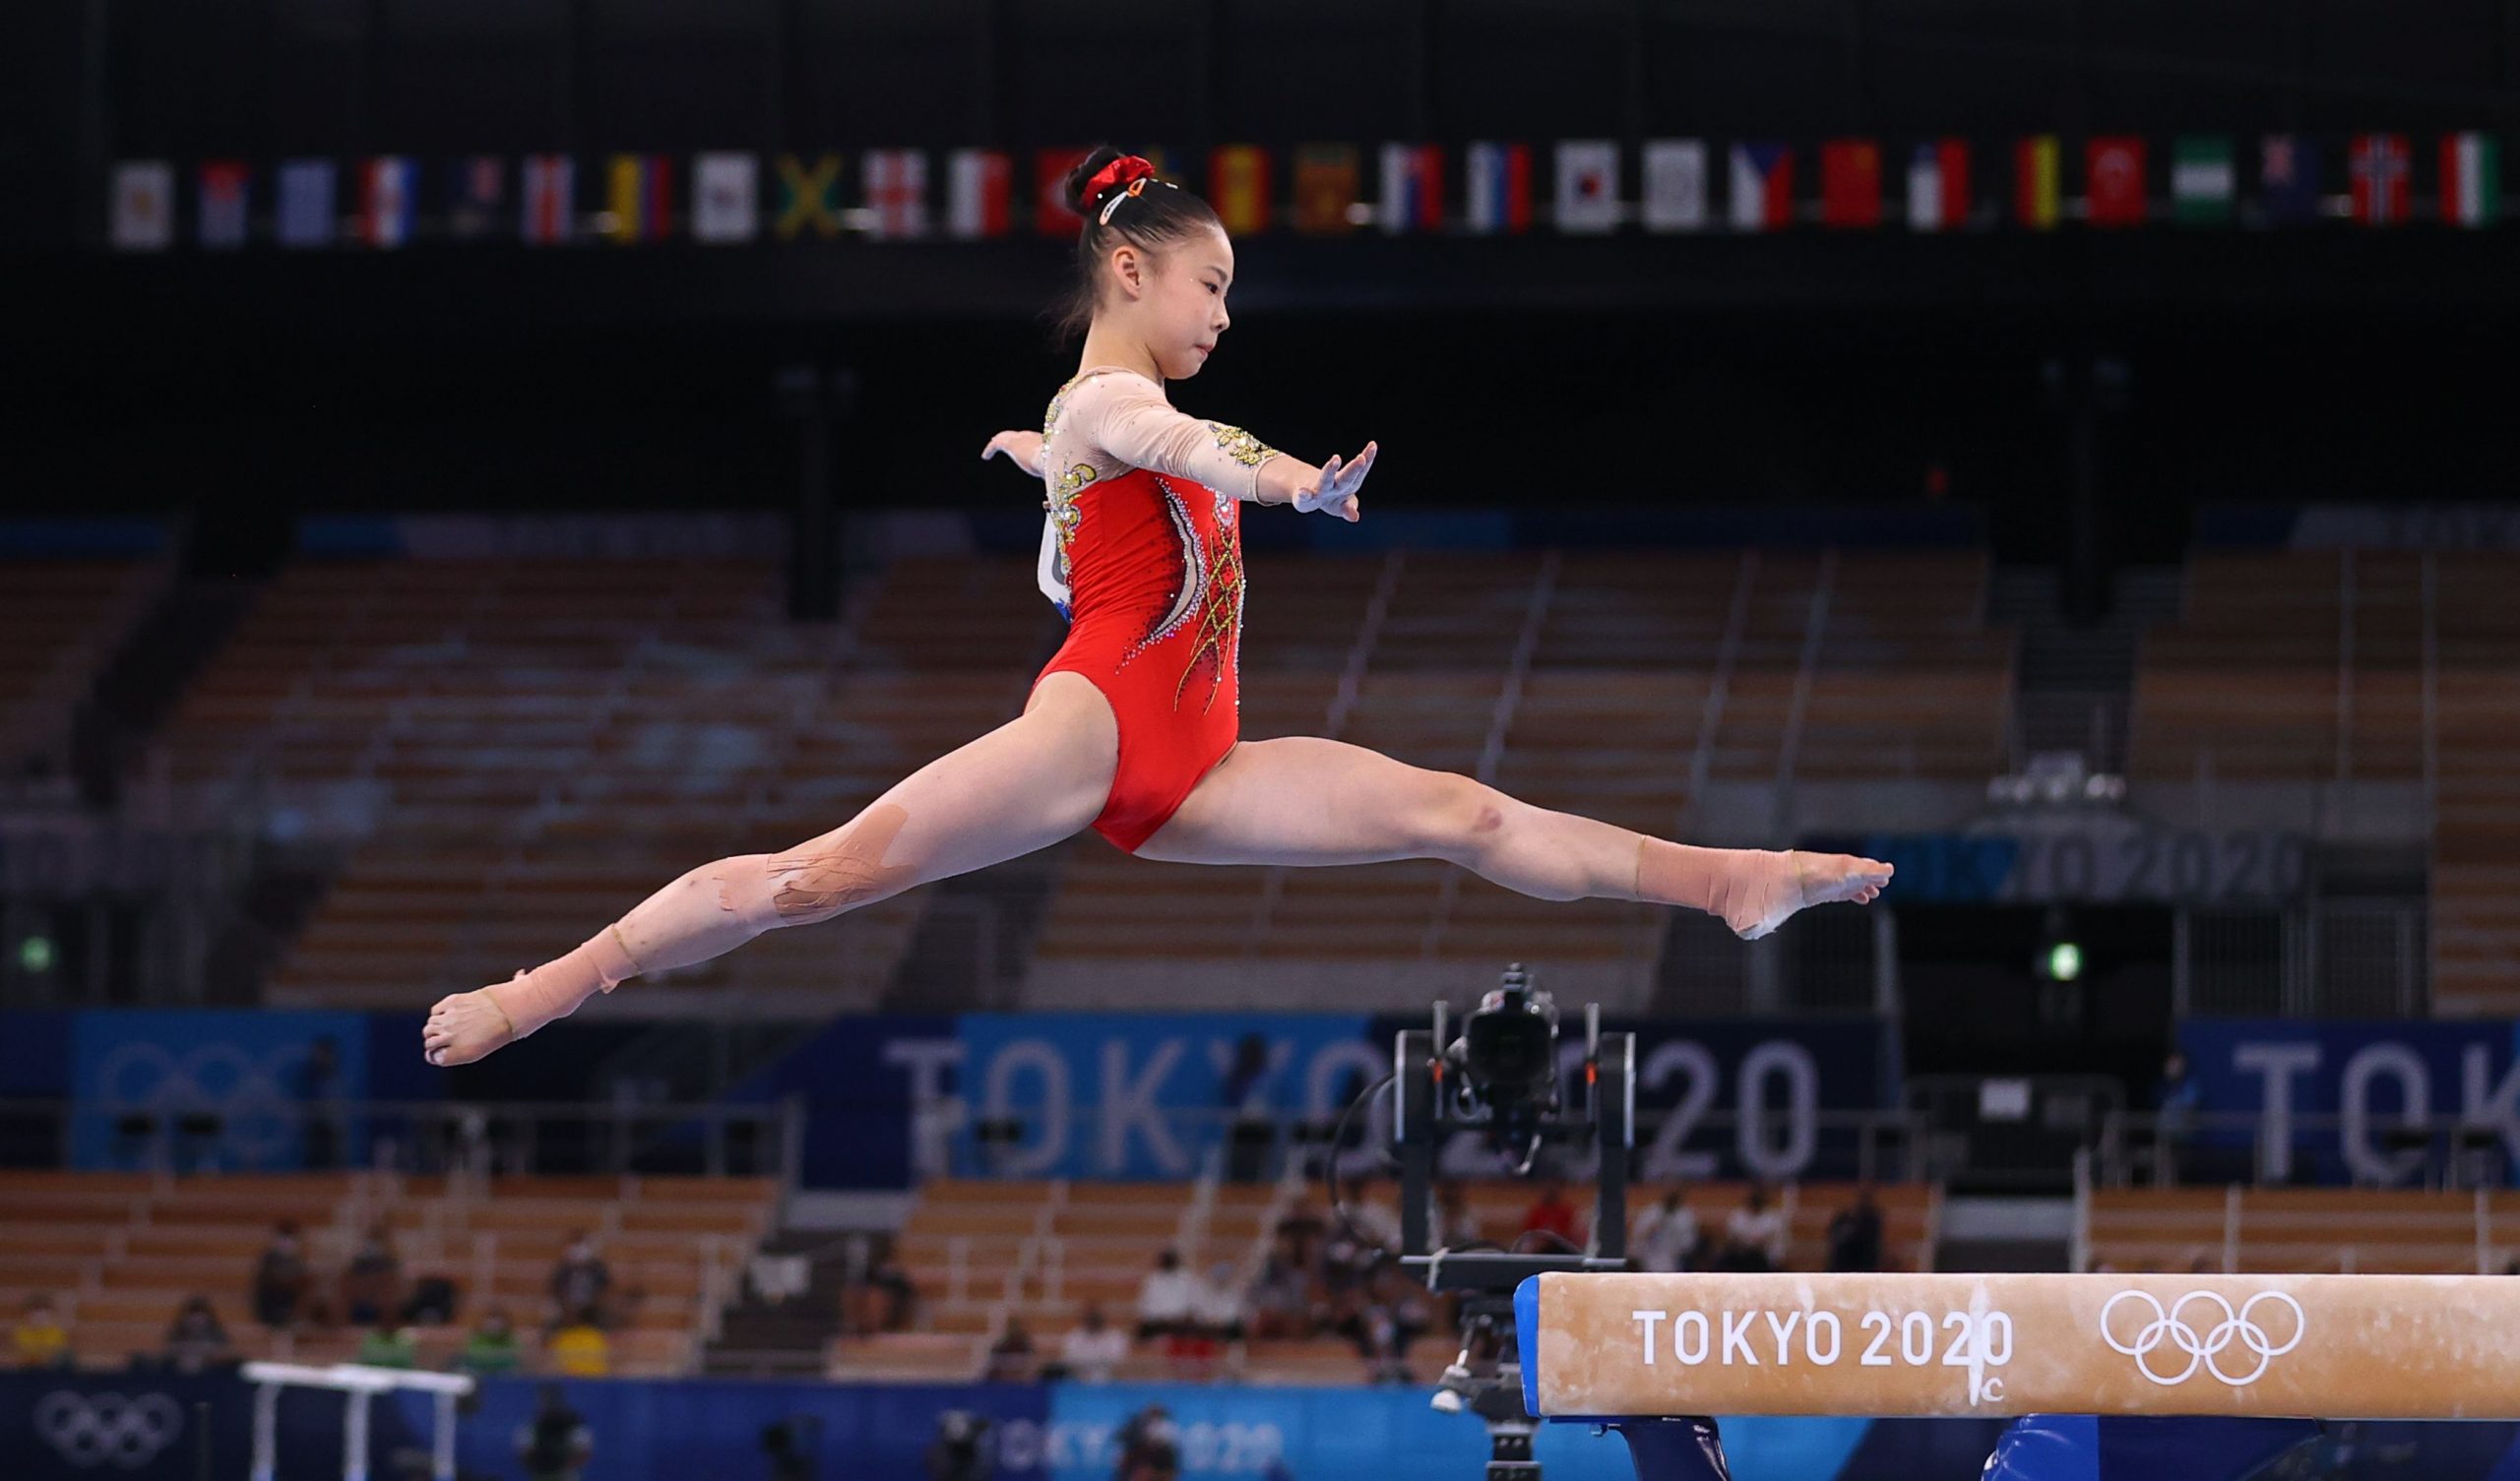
[106,133,2504,251]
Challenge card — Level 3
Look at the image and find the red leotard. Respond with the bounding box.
[1027,367,1282,853]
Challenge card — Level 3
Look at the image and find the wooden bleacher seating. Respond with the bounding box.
[0,558,166,775]
[2084,1186,2520,1275]
[836,1177,1939,1386]
[0,1169,772,1377]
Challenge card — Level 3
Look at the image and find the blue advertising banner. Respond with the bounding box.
[1364,1015,1895,1184]
[938,1013,1891,1183]
[1830,824,2306,904]
[69,1011,368,1172]
[0,1369,431,1481]
[957,1013,1384,1180]
[403,1375,1049,1481]
[8,1371,2518,1481]
[721,1013,960,1189]
[1045,1381,1632,1481]
[2176,1019,2520,1185]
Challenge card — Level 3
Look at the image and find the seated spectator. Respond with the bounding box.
[1826,1185,1885,1272]
[1519,1179,1581,1251]
[844,1245,917,1335]
[1157,1261,1241,1381]
[1134,1250,1200,1339]
[1058,1303,1130,1384]
[14,1294,69,1371]
[1716,1185,1789,1273]
[1633,1190,1700,1273]
[356,1319,417,1370]
[546,1307,609,1377]
[1196,1262,1244,1340]
[401,1273,460,1327]
[339,1221,403,1327]
[1274,1203,1326,1248]
[1243,1230,1317,1340]
[985,1317,1040,1383]
[252,1221,313,1329]
[548,1232,610,1329]
[459,1308,524,1376]
[164,1296,231,1375]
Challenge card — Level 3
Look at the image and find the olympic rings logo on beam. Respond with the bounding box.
[2100,1290,2306,1388]
[34,1391,186,1469]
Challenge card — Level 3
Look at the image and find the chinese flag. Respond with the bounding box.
[1819,139,1882,227]
[2085,137,2148,227]
[1210,146,1273,235]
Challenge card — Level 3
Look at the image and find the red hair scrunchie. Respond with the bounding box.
[1084,154,1157,209]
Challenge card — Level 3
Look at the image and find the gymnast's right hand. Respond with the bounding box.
[1288,441,1376,523]
[422,980,519,1068]
[980,429,1045,479]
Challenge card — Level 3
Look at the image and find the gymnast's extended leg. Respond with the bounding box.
[1135,736,1889,933]
[421,673,1120,1066]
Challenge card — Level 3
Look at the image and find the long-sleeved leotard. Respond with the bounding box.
[1030,366,1282,853]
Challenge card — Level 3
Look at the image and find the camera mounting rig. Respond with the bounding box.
[1387,965,1636,1481]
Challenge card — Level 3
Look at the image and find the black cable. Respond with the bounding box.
[1323,1071,1398,1260]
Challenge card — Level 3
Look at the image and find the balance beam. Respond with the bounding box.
[1515,1271,2520,1421]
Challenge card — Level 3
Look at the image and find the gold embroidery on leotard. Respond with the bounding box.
[1202,421,1277,468]
[1047,463,1096,585]
[1173,494,1245,714]
[1042,375,1105,589]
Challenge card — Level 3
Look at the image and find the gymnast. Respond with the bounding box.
[421,148,1893,1068]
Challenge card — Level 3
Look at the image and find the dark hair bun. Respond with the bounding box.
[1064,146,1128,216]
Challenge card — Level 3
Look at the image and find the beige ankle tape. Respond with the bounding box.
[486,927,644,1039]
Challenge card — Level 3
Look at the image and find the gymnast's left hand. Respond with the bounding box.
[980,429,1045,479]
[1292,441,1376,523]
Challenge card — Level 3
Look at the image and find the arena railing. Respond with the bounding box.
[2094,1106,2514,1196]
[947,1104,1930,1187]
[5,1096,802,1183]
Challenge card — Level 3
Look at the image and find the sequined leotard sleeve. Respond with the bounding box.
[1054,370,1283,501]
[1036,367,1282,615]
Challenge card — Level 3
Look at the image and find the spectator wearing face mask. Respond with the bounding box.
[252,1221,313,1329]
[1059,1303,1131,1384]
[548,1231,610,1329]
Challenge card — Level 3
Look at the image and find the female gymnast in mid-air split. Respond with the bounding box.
[421,148,1893,1069]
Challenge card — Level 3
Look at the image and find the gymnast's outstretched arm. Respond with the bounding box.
[985,374,1375,521]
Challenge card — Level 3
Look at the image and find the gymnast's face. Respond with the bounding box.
[1112,224,1234,382]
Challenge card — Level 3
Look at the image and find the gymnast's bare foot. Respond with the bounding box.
[1726,850,1894,941]
[422,977,521,1067]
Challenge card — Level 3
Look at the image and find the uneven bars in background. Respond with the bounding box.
[240,1362,474,1481]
